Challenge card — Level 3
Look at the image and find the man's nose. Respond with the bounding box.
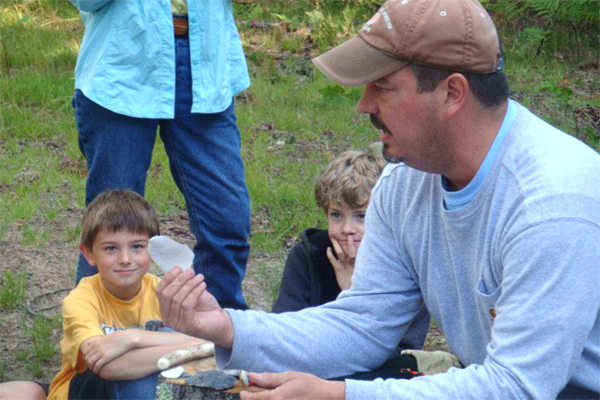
[356,84,378,114]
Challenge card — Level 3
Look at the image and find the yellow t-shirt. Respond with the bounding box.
[48,274,162,400]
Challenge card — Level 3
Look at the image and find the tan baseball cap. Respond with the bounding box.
[313,0,502,86]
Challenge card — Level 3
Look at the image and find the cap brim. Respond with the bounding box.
[312,37,408,86]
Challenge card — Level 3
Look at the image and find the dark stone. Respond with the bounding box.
[185,370,236,391]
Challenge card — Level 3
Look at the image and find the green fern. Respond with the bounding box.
[483,0,598,25]
[482,0,598,57]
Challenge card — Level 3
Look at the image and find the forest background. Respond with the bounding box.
[0,0,598,383]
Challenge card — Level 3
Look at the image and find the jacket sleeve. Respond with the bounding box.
[69,0,112,12]
[271,243,313,313]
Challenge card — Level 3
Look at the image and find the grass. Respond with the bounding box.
[0,0,598,383]
[30,314,61,361]
[0,270,26,310]
[14,314,61,378]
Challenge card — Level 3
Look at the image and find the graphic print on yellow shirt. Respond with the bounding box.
[48,274,163,400]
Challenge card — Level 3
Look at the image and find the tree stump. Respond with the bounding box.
[155,356,263,400]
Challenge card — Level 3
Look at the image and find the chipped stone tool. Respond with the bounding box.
[149,235,194,273]
[185,370,236,391]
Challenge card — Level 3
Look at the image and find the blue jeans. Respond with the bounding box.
[74,35,249,310]
[557,385,599,400]
[68,369,158,400]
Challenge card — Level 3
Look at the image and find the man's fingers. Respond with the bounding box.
[171,272,204,324]
[247,372,293,389]
[157,267,184,324]
[240,389,270,400]
[159,268,198,327]
[240,389,277,400]
[176,281,206,333]
[156,267,182,296]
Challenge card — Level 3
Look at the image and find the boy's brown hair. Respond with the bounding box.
[80,190,160,248]
[314,149,386,212]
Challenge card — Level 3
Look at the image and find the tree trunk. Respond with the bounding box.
[157,380,241,400]
[155,356,261,400]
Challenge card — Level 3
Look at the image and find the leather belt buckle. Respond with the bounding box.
[173,16,188,36]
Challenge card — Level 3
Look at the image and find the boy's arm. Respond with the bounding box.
[80,332,139,374]
[98,340,200,380]
[83,330,204,380]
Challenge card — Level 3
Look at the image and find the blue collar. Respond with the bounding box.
[442,100,518,210]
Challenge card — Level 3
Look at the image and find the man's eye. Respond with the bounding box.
[356,213,366,220]
[104,246,117,252]
[330,212,342,219]
[132,244,147,250]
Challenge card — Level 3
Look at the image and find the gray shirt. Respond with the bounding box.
[218,102,600,399]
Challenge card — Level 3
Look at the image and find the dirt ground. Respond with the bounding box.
[0,209,447,383]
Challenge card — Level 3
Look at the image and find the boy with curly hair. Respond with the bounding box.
[272,149,386,312]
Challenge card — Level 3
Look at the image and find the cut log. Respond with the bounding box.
[156,356,264,400]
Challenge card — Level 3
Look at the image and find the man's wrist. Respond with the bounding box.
[219,309,235,349]
[326,380,346,400]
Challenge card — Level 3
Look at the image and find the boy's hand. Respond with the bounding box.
[157,268,234,348]
[81,332,135,374]
[327,236,356,290]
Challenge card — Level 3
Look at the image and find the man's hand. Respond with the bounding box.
[81,332,134,374]
[156,267,234,348]
[240,371,345,400]
[327,236,356,290]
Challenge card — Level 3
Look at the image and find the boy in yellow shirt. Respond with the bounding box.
[48,190,203,400]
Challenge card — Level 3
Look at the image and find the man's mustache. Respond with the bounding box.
[369,114,390,134]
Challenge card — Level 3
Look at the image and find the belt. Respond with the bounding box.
[173,16,188,36]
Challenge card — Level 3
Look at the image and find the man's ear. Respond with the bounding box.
[79,243,97,266]
[441,73,468,118]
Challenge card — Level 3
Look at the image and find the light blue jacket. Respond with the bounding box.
[69,0,250,118]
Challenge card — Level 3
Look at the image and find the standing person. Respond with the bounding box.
[157,0,600,399]
[69,0,250,309]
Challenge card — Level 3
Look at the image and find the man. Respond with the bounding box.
[157,0,600,399]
